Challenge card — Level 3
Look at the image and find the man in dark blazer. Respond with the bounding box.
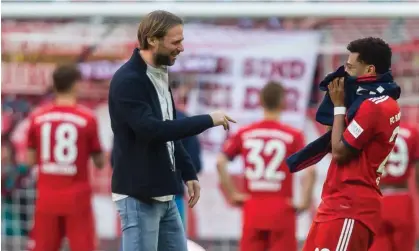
[109,10,235,251]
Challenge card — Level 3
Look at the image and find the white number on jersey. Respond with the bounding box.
[40,122,78,175]
[376,126,399,176]
[243,138,286,191]
[383,136,409,177]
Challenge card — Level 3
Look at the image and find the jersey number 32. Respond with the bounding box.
[243,138,286,191]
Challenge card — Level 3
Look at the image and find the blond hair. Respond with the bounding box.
[137,10,183,49]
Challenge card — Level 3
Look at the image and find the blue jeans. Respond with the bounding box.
[115,196,188,251]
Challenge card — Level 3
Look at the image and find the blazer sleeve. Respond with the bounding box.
[112,79,214,143]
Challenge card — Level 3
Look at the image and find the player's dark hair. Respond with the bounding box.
[260,81,284,111]
[137,10,183,50]
[52,64,82,93]
[347,37,392,74]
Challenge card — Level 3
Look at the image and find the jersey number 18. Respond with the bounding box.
[40,122,79,175]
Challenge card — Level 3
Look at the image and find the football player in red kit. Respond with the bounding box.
[369,123,419,251]
[302,38,400,251]
[26,65,105,251]
[216,81,316,251]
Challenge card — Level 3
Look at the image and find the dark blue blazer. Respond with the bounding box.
[109,48,214,199]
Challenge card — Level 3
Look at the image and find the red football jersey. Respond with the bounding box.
[222,120,305,230]
[380,123,419,185]
[27,103,102,214]
[315,96,401,234]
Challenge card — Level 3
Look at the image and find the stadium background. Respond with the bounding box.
[1,1,419,250]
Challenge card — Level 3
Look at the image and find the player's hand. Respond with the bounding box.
[229,192,250,206]
[186,180,201,208]
[328,77,345,107]
[209,110,236,130]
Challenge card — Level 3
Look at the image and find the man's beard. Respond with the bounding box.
[154,52,172,66]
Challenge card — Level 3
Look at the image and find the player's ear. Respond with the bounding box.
[367,65,376,75]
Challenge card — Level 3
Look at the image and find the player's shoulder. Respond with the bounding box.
[29,103,55,119]
[273,122,303,137]
[72,104,96,120]
[362,95,400,116]
[234,122,256,136]
[363,95,399,109]
[241,120,301,143]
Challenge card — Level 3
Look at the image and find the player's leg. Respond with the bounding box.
[268,219,297,251]
[268,229,297,251]
[302,218,372,251]
[368,233,393,251]
[391,225,416,251]
[389,194,417,251]
[368,222,393,251]
[240,227,269,251]
[30,211,63,251]
[65,206,96,251]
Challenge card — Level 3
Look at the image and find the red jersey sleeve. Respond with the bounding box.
[342,101,376,150]
[26,117,37,150]
[222,131,242,160]
[88,116,102,154]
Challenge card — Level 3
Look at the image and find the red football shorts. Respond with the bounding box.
[240,224,297,251]
[240,199,296,251]
[30,207,96,251]
[369,193,416,251]
[302,218,373,251]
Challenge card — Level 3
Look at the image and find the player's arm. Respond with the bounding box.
[216,154,238,198]
[216,133,248,205]
[91,152,105,169]
[27,148,37,167]
[26,117,37,167]
[89,117,105,169]
[295,166,316,213]
[292,132,316,212]
[113,79,214,143]
[328,78,364,164]
[331,112,358,164]
[339,100,377,164]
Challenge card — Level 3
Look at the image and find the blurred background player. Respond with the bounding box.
[369,123,419,251]
[26,65,105,251]
[216,81,316,251]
